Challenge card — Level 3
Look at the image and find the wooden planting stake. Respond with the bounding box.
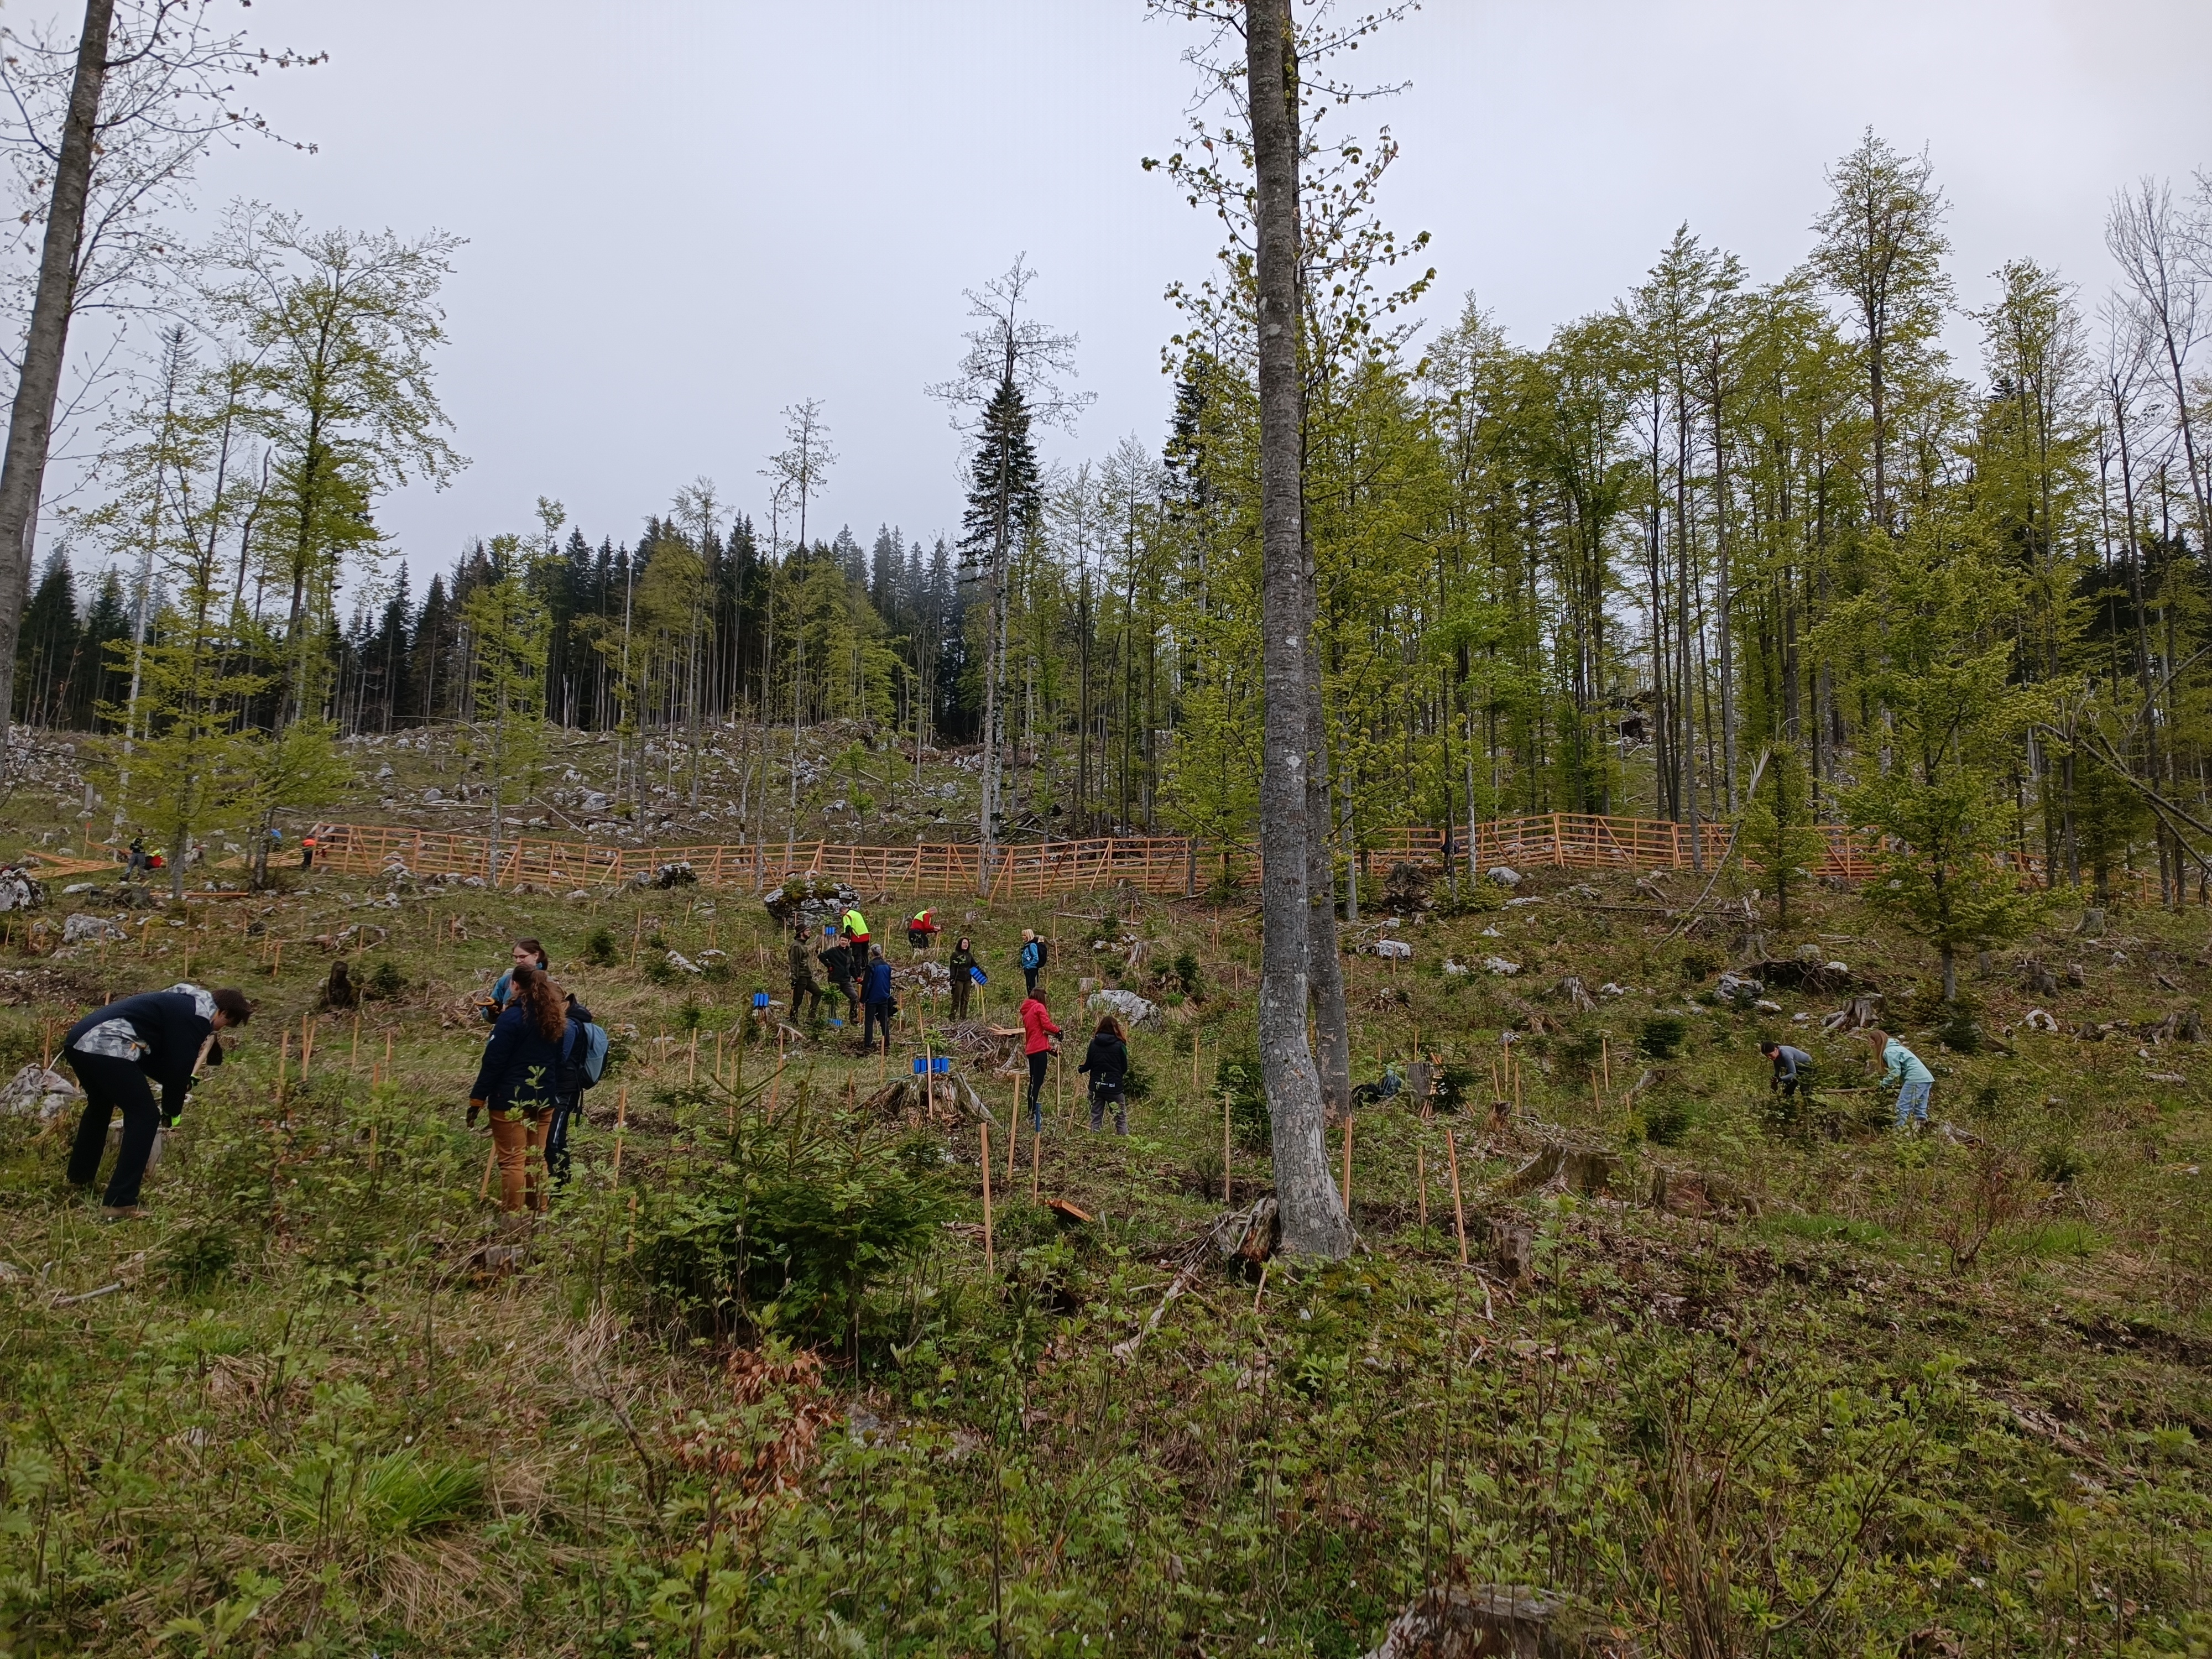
[1514,1055,1522,1117]
[1446,1128,1468,1266]
[384,1031,394,1072]
[1007,1102,1019,1184]
[480,1141,497,1200]
[1340,1112,1354,1209]
[980,1123,994,1270]
[1601,1033,1611,1091]
[276,1030,289,1105]
[300,1016,314,1079]
[613,1084,628,1176]
[349,1012,360,1073]
[714,1028,723,1085]
[367,1123,378,1177]
[687,1030,697,1084]
[1030,1126,1040,1201]
[1416,1142,1428,1243]
[1192,1038,1201,1093]
[625,1191,637,1255]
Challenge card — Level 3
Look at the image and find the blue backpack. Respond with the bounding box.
[559,1016,610,1093]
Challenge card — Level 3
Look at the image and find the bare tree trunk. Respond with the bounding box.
[1305,539,1350,1125]
[0,0,115,759]
[1249,0,1347,1258]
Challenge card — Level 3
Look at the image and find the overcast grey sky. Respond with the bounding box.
[175,0,2212,594]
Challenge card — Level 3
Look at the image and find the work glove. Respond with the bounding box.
[466,1099,483,1129]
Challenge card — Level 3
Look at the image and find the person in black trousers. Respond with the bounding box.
[64,983,253,1219]
[1079,1013,1131,1135]
[543,990,596,1187]
[860,946,895,1055]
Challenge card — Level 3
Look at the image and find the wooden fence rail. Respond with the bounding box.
[304,813,1926,899]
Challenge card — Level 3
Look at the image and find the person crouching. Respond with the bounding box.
[468,963,568,1219]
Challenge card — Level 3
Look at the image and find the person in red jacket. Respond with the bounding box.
[1019,989,1062,1131]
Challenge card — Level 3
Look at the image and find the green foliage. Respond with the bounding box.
[1637,1014,1688,1058]
[1213,1045,1270,1150]
[581,925,619,966]
[1640,1095,1694,1145]
[1738,743,1827,928]
[364,959,406,999]
[634,1093,952,1342]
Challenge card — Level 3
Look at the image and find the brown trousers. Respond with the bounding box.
[489,1109,550,1213]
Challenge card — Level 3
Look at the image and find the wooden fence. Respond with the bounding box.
[305,813,1907,899]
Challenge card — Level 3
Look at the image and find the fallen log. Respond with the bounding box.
[1361,1584,1620,1658]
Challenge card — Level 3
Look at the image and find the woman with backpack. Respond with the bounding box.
[1079,1012,1130,1135]
[468,963,570,1218]
[1019,928,1046,994]
[544,990,601,1187]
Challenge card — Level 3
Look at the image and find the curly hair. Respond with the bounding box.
[509,964,566,1044]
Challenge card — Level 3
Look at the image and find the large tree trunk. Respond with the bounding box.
[0,0,114,756]
[1248,0,1348,1258]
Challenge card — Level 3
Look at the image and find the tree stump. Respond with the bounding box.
[1361,1584,1610,1658]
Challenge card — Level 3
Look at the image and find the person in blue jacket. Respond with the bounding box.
[860,945,895,1055]
[468,964,568,1216]
[1019,928,1045,994]
[63,982,253,1219]
[480,937,549,1023]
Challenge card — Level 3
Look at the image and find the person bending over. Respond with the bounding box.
[1759,1039,1813,1098]
[64,983,252,1220]
[1866,1027,1933,1129]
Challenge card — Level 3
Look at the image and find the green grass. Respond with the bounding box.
[1,780,2208,1655]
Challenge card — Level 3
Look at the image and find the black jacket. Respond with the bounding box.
[65,991,215,1117]
[819,941,854,985]
[1078,1031,1129,1089]
[470,1001,566,1113]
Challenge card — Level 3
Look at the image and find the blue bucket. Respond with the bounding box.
[911,1056,927,1075]
[932,1056,951,1074]
[752,992,770,1009]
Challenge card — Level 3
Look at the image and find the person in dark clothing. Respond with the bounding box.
[468,964,569,1217]
[860,946,895,1055]
[819,933,857,1021]
[1760,1040,1814,1098]
[64,983,253,1218]
[543,992,596,1187]
[787,927,822,1020]
[906,907,942,952]
[125,833,147,877]
[948,936,978,1020]
[1078,1013,1130,1135]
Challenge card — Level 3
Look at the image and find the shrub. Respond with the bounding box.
[1169,948,1204,995]
[2034,1142,2081,1185]
[635,1100,952,1343]
[365,959,406,1000]
[1641,1095,1694,1146]
[1637,1015,1689,1059]
[1214,1047,1270,1150]
[582,925,619,967]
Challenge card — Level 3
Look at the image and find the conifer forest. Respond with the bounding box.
[0,3,2208,1656]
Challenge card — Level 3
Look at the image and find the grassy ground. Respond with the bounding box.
[1,769,2208,1654]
